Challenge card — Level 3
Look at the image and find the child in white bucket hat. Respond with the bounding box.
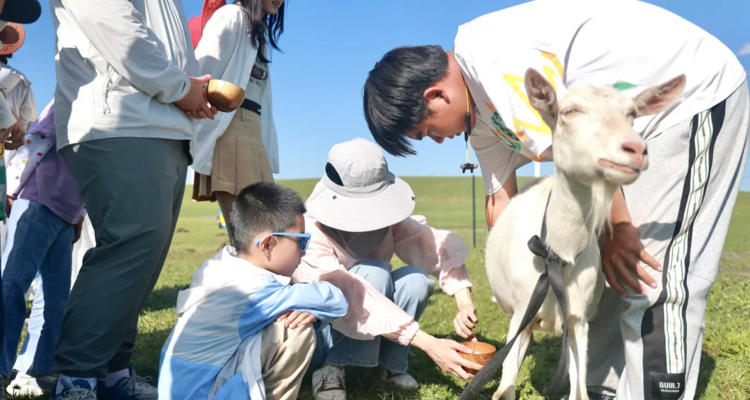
[293,138,482,400]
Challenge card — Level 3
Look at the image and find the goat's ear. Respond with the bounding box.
[524,68,558,126]
[633,75,686,117]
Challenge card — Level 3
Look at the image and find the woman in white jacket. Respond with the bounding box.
[192,0,283,220]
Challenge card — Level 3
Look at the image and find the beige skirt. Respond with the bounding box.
[193,108,274,201]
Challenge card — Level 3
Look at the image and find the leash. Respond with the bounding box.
[459,194,570,400]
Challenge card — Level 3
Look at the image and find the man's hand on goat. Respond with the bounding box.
[602,222,662,297]
[411,330,483,380]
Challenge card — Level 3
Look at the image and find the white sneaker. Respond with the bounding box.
[6,372,54,396]
[312,365,346,400]
[383,370,418,390]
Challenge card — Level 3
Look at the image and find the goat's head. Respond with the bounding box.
[524,68,686,187]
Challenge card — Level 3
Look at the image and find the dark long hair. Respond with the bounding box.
[234,0,285,64]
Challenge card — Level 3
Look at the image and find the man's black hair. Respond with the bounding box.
[363,45,449,157]
[228,182,306,253]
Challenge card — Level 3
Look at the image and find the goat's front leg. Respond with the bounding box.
[492,314,532,400]
[567,317,590,400]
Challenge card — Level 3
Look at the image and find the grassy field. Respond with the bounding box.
[22,177,750,399]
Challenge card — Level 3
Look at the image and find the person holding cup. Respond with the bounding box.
[294,138,483,400]
[47,0,216,398]
[190,0,285,221]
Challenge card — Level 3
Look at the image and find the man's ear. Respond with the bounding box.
[423,86,446,102]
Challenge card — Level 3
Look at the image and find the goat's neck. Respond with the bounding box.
[544,172,614,263]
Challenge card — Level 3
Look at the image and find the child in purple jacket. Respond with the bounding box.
[0,98,85,396]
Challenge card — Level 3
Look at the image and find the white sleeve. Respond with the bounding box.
[472,124,530,196]
[60,0,190,103]
[6,83,36,126]
[195,6,246,87]
[0,93,16,130]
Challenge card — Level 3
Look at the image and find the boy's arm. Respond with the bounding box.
[238,279,348,339]
[59,0,190,104]
[485,170,519,228]
[471,126,528,228]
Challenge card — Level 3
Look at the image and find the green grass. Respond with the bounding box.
[11,177,750,399]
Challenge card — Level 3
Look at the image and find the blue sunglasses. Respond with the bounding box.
[253,232,311,252]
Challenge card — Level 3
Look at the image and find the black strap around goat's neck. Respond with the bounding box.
[459,193,570,400]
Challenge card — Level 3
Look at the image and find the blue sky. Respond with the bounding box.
[11,0,750,188]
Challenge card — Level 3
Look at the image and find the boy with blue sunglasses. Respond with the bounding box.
[158,182,348,400]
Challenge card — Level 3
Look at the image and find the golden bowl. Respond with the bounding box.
[207,79,245,113]
[459,341,496,375]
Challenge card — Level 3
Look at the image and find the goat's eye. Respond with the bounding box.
[628,111,638,119]
[561,108,578,117]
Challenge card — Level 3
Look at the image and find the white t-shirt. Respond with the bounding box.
[245,55,269,105]
[454,0,746,195]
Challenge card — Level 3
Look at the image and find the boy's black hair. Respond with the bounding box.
[228,182,306,253]
[363,45,449,157]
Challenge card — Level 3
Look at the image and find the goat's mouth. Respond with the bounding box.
[597,159,640,175]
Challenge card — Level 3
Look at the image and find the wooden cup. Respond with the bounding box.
[459,341,496,375]
[207,79,246,112]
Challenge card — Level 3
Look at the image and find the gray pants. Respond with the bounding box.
[54,138,188,378]
[587,82,750,399]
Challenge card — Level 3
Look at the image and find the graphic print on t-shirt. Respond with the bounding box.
[251,62,268,82]
[246,55,269,104]
[483,100,522,152]
[479,50,564,162]
[249,57,268,90]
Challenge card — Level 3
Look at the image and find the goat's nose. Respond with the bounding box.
[621,140,647,167]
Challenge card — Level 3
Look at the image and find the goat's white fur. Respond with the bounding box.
[485,69,686,400]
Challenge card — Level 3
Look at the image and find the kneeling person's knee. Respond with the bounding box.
[261,321,317,367]
[355,259,395,296]
[395,266,435,304]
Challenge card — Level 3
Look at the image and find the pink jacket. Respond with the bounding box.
[292,215,472,346]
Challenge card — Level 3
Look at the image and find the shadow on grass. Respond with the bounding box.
[695,351,716,399]
[142,285,189,313]
[528,335,567,396]
[132,327,173,380]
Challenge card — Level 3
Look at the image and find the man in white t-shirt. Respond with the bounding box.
[363,1,749,399]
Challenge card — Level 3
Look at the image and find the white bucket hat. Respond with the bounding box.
[306,138,416,233]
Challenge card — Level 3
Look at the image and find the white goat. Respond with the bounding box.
[485,69,686,400]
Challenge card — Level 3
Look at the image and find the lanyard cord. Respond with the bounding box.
[453,51,476,174]
[460,68,477,174]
